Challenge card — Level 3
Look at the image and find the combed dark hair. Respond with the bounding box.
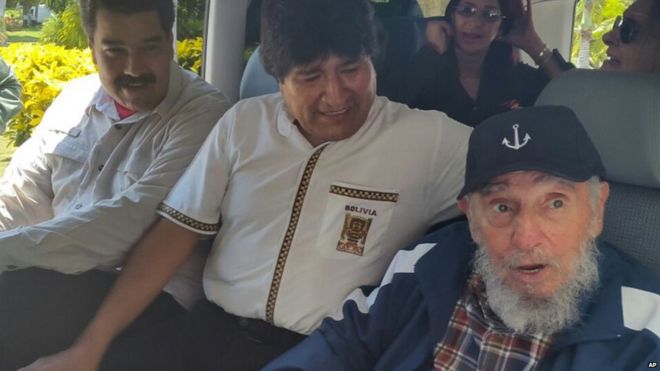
[445,0,523,35]
[260,0,378,80]
[80,0,175,39]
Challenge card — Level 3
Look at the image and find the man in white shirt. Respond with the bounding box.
[0,0,228,369]
[23,0,471,370]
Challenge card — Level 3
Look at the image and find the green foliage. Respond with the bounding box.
[244,44,257,64]
[36,0,205,45]
[40,2,87,49]
[45,0,72,14]
[177,16,204,40]
[6,27,41,43]
[571,0,633,68]
[177,37,202,74]
[0,43,96,146]
[417,0,449,17]
[4,9,22,31]
[177,0,205,40]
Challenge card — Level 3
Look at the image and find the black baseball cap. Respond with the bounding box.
[458,106,607,199]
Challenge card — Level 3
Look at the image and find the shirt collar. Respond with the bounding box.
[276,98,295,138]
[467,274,511,332]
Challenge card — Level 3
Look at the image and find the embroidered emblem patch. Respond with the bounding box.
[337,213,372,256]
[501,123,531,150]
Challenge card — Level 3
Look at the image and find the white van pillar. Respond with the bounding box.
[203,0,250,104]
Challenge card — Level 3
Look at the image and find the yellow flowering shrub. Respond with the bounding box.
[0,43,95,146]
[177,37,202,75]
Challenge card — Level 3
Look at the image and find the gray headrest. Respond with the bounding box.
[239,47,279,100]
[536,69,660,188]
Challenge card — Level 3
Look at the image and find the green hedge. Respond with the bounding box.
[0,43,95,146]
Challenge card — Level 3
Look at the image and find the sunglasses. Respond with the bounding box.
[453,4,505,23]
[612,15,639,44]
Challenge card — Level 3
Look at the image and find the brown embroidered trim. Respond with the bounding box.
[157,203,219,233]
[329,185,399,203]
[266,145,327,323]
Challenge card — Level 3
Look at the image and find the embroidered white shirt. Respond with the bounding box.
[160,94,471,332]
[0,63,229,308]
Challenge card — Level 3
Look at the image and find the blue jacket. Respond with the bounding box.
[265,222,660,370]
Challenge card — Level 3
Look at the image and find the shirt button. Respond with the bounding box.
[98,164,104,171]
[74,204,82,209]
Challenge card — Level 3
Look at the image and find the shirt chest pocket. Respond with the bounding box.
[316,182,399,260]
[116,150,152,185]
[44,128,90,164]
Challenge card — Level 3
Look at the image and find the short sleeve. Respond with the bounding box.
[158,111,233,235]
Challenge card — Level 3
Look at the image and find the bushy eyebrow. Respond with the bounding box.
[478,183,506,195]
[534,174,576,189]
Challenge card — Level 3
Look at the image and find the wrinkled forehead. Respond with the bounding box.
[477,171,576,196]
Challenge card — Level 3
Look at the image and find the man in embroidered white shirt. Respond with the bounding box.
[0,0,228,369]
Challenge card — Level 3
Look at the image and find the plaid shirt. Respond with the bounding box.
[433,275,554,371]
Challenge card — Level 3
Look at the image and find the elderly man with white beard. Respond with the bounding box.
[265,105,660,371]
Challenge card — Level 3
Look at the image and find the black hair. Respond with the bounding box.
[444,0,523,35]
[260,0,378,80]
[80,0,175,39]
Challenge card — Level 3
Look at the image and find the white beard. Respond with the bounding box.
[472,238,600,335]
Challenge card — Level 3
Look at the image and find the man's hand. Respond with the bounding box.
[425,19,453,55]
[18,344,100,371]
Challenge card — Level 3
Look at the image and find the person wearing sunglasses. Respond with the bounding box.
[396,0,572,127]
[602,0,660,73]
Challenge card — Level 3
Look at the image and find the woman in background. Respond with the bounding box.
[397,0,572,126]
[601,0,660,73]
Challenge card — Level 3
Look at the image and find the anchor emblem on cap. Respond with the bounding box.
[502,124,531,150]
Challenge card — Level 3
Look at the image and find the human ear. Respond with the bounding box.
[458,197,470,216]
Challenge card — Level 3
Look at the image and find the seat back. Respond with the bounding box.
[239,47,279,100]
[536,69,660,273]
[374,16,423,98]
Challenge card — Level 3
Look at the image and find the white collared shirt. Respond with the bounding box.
[160,94,472,332]
[0,63,229,308]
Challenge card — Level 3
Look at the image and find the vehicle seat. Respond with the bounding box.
[239,47,279,100]
[373,16,423,99]
[239,16,423,100]
[535,69,660,274]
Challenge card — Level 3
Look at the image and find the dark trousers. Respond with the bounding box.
[0,268,185,371]
[102,300,307,371]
